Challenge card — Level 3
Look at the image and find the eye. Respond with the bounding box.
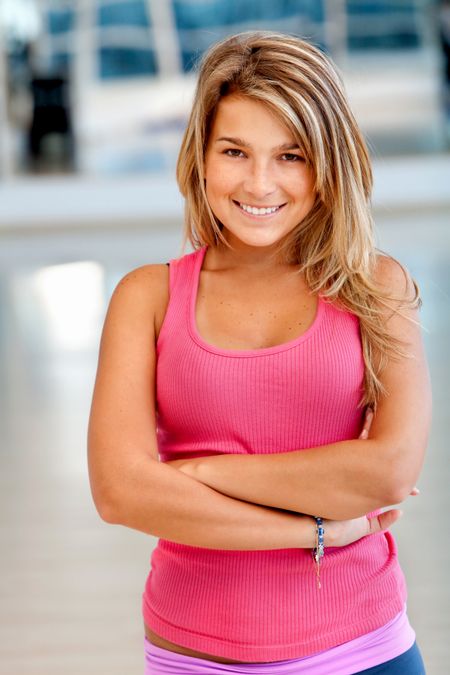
[280,153,304,162]
[223,148,245,158]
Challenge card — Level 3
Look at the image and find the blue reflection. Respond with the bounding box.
[47,9,74,35]
[97,0,151,27]
[99,47,156,79]
[172,0,324,72]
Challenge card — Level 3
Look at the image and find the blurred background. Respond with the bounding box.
[0,1,449,673]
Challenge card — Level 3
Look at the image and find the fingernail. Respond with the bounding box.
[360,430,368,439]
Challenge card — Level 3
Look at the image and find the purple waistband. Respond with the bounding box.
[144,606,415,674]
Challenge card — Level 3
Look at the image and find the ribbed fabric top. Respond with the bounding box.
[142,246,407,662]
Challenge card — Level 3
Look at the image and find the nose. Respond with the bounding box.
[242,160,277,200]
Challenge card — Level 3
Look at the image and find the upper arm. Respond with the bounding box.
[87,264,169,516]
[369,255,431,497]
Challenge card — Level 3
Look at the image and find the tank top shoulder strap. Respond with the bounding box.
[156,247,206,352]
[168,246,205,296]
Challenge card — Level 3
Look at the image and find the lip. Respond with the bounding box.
[233,200,286,218]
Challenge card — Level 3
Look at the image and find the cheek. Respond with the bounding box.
[303,167,316,195]
[289,172,316,205]
[205,161,236,199]
[205,172,221,204]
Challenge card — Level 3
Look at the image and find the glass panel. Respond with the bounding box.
[347,0,416,16]
[50,52,71,73]
[173,0,325,72]
[99,47,157,79]
[173,0,314,27]
[95,1,155,78]
[47,9,75,35]
[97,0,151,27]
[347,0,421,50]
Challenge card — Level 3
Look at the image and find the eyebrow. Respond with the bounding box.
[215,136,300,151]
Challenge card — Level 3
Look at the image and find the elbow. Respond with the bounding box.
[369,480,407,511]
[90,481,121,525]
[96,497,119,525]
[383,482,411,507]
[379,445,426,506]
[88,455,125,525]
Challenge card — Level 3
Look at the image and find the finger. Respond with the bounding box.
[410,486,420,496]
[367,509,402,535]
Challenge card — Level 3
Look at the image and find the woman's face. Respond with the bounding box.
[204,95,316,252]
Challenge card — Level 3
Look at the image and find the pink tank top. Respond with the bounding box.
[142,246,409,663]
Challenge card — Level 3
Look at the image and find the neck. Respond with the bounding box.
[210,235,292,273]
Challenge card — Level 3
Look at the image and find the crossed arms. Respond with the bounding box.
[88,259,431,547]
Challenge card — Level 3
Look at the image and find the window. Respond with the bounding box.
[347,0,421,50]
[47,8,74,73]
[172,0,323,72]
[96,0,156,78]
[99,47,156,79]
[98,0,150,27]
[47,9,74,35]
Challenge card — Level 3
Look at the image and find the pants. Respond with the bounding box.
[144,639,425,674]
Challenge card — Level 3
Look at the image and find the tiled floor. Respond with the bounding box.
[0,207,448,674]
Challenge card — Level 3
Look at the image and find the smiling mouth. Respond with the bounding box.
[233,200,286,216]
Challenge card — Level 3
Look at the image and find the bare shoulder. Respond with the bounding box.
[111,263,169,304]
[372,253,423,348]
[107,263,169,337]
[372,252,417,303]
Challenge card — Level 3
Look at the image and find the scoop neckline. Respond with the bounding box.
[188,246,325,358]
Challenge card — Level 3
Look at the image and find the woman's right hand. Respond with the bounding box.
[324,508,403,548]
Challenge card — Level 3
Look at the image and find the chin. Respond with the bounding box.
[235,238,283,251]
[237,227,289,245]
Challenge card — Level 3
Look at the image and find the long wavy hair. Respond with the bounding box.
[176,31,420,407]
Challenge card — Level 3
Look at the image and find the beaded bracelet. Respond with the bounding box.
[312,517,324,589]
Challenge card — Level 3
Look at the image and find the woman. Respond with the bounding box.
[88,32,431,674]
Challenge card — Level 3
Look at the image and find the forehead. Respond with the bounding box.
[209,95,296,145]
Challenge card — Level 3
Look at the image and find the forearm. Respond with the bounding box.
[175,438,418,520]
[99,453,317,550]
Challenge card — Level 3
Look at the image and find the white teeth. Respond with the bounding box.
[239,203,280,215]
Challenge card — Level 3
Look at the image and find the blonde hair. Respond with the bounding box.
[176,31,420,407]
